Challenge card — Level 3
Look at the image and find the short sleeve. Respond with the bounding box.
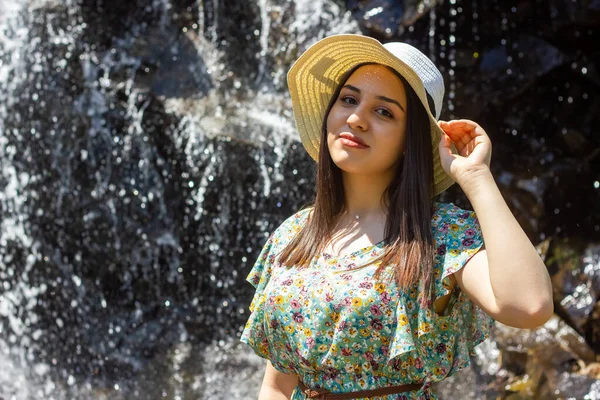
[239,209,311,373]
[239,233,277,360]
[435,203,485,302]
[425,203,495,380]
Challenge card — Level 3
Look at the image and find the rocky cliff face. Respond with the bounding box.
[0,0,598,398]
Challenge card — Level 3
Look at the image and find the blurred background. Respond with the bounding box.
[0,0,599,398]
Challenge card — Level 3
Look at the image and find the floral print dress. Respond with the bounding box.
[240,202,495,399]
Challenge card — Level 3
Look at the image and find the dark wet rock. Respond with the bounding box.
[346,0,438,39]
[549,241,600,350]
[543,369,600,399]
[432,339,502,399]
[346,0,404,38]
[493,315,600,398]
[478,35,567,100]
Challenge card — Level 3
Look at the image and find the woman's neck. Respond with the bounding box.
[341,171,393,217]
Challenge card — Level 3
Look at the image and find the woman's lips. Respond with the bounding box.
[339,133,369,149]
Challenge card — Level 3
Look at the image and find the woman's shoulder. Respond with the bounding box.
[268,206,312,244]
[432,201,479,233]
[433,201,476,221]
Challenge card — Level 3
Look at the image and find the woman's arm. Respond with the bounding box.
[258,361,299,400]
[438,120,554,329]
[455,168,553,328]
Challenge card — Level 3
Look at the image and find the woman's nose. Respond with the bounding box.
[346,110,368,131]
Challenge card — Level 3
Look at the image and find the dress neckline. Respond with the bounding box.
[308,202,441,262]
[321,239,387,260]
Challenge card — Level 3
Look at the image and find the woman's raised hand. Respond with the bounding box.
[437,119,492,185]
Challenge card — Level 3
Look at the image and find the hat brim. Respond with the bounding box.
[287,34,456,197]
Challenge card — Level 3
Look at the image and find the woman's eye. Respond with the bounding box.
[340,96,357,104]
[339,96,393,118]
[377,108,393,118]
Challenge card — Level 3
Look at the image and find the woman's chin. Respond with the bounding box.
[331,154,370,174]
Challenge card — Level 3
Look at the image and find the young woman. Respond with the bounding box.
[240,34,553,400]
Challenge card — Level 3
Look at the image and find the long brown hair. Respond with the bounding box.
[279,62,436,307]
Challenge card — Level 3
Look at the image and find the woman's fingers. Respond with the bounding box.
[439,133,454,156]
[439,125,472,149]
[439,119,492,166]
[440,122,476,137]
[439,119,476,128]
[439,119,488,150]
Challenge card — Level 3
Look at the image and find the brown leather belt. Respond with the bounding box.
[298,380,423,399]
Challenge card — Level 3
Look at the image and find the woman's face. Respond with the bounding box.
[326,64,408,176]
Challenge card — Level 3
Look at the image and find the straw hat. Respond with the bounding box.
[287,34,456,196]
